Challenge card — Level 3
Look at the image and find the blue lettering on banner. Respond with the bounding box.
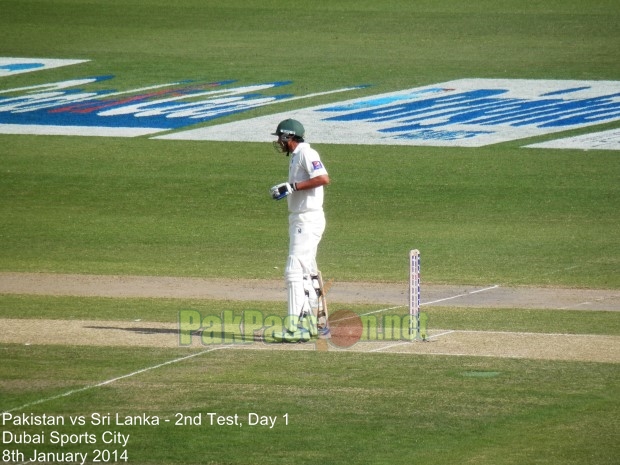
[0,62,44,72]
[0,74,365,137]
[393,129,493,141]
[319,88,446,111]
[0,76,296,136]
[2,72,619,147]
[167,79,619,147]
[320,88,620,130]
[0,57,89,77]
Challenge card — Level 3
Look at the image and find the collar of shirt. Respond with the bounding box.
[291,142,309,156]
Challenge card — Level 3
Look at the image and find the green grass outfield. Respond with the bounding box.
[1,142,618,287]
[1,295,619,465]
[2,342,618,465]
[0,0,619,287]
[1,1,619,464]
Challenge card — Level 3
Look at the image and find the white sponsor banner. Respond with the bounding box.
[0,124,163,138]
[156,79,620,147]
[0,75,363,137]
[525,129,620,151]
[0,58,89,77]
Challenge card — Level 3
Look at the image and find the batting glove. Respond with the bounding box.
[270,182,296,200]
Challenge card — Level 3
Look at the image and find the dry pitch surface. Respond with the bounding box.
[1,273,619,363]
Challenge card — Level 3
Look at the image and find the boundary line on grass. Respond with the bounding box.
[2,347,228,414]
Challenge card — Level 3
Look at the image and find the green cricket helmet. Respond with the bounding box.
[272,119,305,141]
[272,119,305,155]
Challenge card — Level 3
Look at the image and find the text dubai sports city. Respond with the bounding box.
[178,310,428,345]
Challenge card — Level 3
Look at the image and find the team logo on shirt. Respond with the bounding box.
[312,161,324,171]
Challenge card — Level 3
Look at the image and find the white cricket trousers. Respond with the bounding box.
[285,210,326,323]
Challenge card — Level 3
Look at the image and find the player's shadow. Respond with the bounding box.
[83,325,178,335]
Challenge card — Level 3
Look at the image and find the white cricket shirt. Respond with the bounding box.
[287,142,328,213]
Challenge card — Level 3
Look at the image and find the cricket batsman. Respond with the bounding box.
[269,119,330,342]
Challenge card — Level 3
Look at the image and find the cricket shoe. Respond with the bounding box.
[318,326,331,339]
[271,327,312,343]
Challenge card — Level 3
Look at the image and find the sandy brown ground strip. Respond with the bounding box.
[1,272,619,310]
[1,318,618,363]
[1,273,618,362]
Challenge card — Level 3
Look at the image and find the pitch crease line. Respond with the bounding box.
[357,285,500,318]
[422,285,500,306]
[360,305,403,317]
[368,330,455,352]
[427,330,455,340]
[3,347,228,414]
[369,341,411,352]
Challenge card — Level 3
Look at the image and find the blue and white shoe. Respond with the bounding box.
[318,326,331,339]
